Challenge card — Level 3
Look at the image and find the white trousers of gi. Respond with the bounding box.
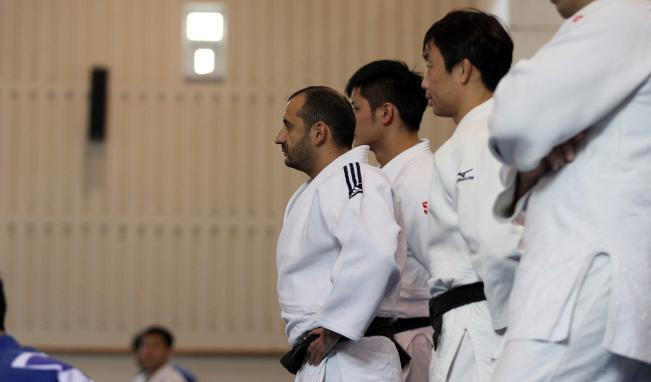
[493,254,651,381]
[296,336,401,382]
[395,326,434,382]
[429,300,501,382]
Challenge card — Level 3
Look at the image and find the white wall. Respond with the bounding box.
[0,0,465,353]
[510,0,563,60]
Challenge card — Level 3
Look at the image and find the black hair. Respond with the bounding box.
[288,86,356,148]
[345,60,427,131]
[0,278,6,331]
[132,325,174,351]
[423,9,513,91]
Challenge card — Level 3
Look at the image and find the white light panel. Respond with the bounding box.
[186,12,224,42]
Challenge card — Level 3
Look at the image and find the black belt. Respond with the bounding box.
[429,282,486,350]
[393,317,431,334]
[280,316,411,375]
[346,317,411,369]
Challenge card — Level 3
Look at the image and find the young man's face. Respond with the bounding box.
[350,87,384,149]
[135,334,171,375]
[550,0,595,18]
[275,95,314,173]
[422,42,457,119]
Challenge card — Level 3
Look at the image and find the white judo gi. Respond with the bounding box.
[381,139,435,382]
[427,99,522,382]
[130,363,190,382]
[489,0,651,380]
[277,145,404,381]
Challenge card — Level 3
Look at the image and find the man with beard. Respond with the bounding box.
[275,86,404,381]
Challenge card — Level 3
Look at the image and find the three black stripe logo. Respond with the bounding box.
[343,162,363,199]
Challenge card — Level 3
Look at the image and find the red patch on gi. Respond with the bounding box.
[422,201,429,215]
[572,14,584,23]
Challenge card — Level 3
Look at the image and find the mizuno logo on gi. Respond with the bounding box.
[343,162,363,198]
[456,168,474,183]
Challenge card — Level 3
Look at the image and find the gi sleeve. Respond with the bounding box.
[489,8,651,171]
[458,130,523,329]
[314,168,402,341]
[492,165,530,221]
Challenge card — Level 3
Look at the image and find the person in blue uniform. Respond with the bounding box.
[0,277,93,382]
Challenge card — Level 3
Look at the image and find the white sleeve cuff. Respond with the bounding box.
[494,166,530,221]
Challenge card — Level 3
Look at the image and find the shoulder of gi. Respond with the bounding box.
[317,160,394,203]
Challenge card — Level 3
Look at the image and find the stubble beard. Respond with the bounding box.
[285,133,314,175]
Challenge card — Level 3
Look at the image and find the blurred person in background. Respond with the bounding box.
[130,326,196,382]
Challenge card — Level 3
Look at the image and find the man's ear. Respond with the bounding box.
[456,58,473,85]
[379,103,395,126]
[312,122,329,146]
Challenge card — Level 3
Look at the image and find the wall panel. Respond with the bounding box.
[0,0,470,352]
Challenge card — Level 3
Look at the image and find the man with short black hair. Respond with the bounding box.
[421,9,522,382]
[489,0,651,380]
[130,326,195,382]
[345,60,433,382]
[275,86,404,380]
[0,277,93,381]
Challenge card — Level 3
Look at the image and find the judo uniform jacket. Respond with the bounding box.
[489,0,651,365]
[277,145,404,380]
[130,363,195,382]
[427,100,522,381]
[381,139,435,382]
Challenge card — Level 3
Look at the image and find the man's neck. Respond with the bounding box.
[373,128,420,167]
[145,363,167,377]
[453,87,493,125]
